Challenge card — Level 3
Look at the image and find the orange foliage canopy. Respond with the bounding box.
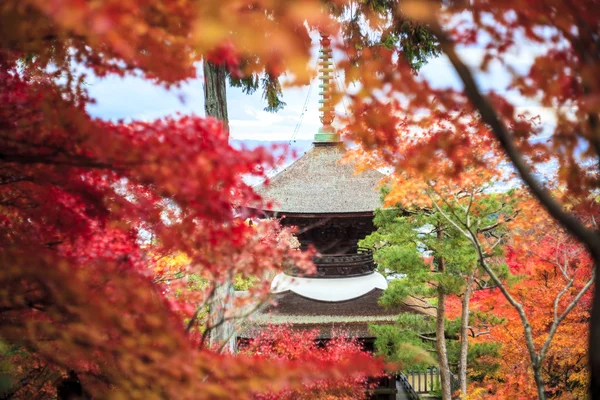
[468,212,595,399]
[338,2,600,394]
[341,1,600,199]
[0,1,384,398]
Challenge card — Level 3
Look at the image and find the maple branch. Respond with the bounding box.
[187,283,218,333]
[468,228,541,370]
[540,270,595,363]
[487,202,509,217]
[553,278,574,323]
[560,247,572,280]
[473,277,493,290]
[426,183,472,234]
[484,235,505,256]
[478,212,519,234]
[528,240,585,282]
[430,23,600,257]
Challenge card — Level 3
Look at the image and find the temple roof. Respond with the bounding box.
[255,143,385,214]
[238,289,435,339]
[262,289,434,317]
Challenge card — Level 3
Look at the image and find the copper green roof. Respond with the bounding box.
[255,143,385,214]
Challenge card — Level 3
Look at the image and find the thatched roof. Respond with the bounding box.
[255,143,385,214]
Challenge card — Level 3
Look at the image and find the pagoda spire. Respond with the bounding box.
[314,33,341,143]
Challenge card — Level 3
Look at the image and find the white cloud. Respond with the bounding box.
[85,30,558,144]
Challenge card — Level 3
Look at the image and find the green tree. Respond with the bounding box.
[362,188,515,399]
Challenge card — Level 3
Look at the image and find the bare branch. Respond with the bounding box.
[485,235,506,256]
[478,212,518,234]
[465,189,474,228]
[418,334,437,342]
[468,327,490,338]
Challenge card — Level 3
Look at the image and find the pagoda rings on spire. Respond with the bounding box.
[314,32,340,143]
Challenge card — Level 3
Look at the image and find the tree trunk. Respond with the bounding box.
[203,60,235,352]
[437,286,453,400]
[590,259,600,399]
[203,61,229,134]
[436,227,453,400]
[209,282,235,352]
[533,360,546,400]
[458,270,475,399]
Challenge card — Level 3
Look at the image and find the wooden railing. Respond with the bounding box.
[400,368,460,399]
[397,373,420,400]
[287,248,376,278]
[405,368,440,394]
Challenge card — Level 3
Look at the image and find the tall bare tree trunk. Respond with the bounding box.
[203,60,235,353]
[203,61,229,133]
[458,270,475,398]
[436,287,452,400]
[436,228,453,400]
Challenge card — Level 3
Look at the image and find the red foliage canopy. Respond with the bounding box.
[241,326,382,400]
[0,0,382,398]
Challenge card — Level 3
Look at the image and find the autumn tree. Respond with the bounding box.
[337,1,600,394]
[352,113,593,399]
[0,1,392,398]
[149,220,294,351]
[416,189,594,399]
[465,203,596,399]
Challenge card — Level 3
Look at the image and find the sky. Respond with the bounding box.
[86,37,550,142]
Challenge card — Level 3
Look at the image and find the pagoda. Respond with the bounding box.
[239,33,433,399]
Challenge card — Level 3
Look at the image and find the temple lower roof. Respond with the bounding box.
[237,289,435,339]
[263,289,434,317]
[255,143,384,214]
